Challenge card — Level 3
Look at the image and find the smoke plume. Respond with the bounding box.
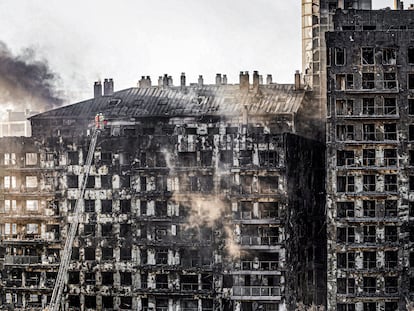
[0,41,64,112]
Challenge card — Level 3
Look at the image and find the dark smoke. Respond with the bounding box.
[0,41,64,111]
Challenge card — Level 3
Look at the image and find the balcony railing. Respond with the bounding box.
[240,236,279,245]
[241,260,279,271]
[181,283,199,291]
[4,255,40,265]
[232,286,281,297]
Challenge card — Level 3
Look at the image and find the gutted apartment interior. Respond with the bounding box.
[326,9,414,311]
[0,72,326,311]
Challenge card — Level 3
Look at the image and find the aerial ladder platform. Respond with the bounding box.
[46,114,105,311]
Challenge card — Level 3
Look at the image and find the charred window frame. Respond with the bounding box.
[363,200,376,217]
[336,125,354,141]
[363,149,376,166]
[120,247,132,260]
[83,224,95,236]
[337,150,354,166]
[120,175,130,188]
[85,296,96,309]
[101,272,114,285]
[337,176,355,192]
[102,296,113,309]
[239,150,253,166]
[101,247,113,261]
[384,72,397,89]
[385,226,398,242]
[156,152,167,167]
[384,174,398,192]
[337,252,355,269]
[363,251,376,268]
[382,48,397,65]
[363,226,376,243]
[120,200,131,213]
[362,98,375,115]
[362,73,375,89]
[337,278,355,294]
[363,124,377,141]
[201,151,213,167]
[259,151,279,167]
[410,202,414,217]
[337,304,355,311]
[155,201,168,217]
[156,249,168,265]
[337,227,355,243]
[84,200,95,213]
[385,277,398,294]
[100,152,112,165]
[101,223,112,237]
[67,175,79,188]
[363,303,376,311]
[259,176,279,194]
[336,74,354,90]
[384,123,397,140]
[410,176,414,191]
[362,47,375,65]
[409,74,414,89]
[120,272,132,286]
[336,99,354,115]
[68,271,80,284]
[101,175,112,189]
[384,98,397,115]
[85,176,95,188]
[84,247,95,260]
[178,152,197,167]
[120,223,132,237]
[385,250,398,268]
[385,302,398,311]
[363,277,377,293]
[335,47,346,66]
[384,149,397,166]
[337,202,355,218]
[385,200,398,217]
[363,175,376,192]
[220,150,233,166]
[68,296,80,308]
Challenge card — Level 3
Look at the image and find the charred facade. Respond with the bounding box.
[0,76,326,311]
[326,9,414,311]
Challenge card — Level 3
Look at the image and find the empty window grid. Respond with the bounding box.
[384,175,398,192]
[337,202,355,218]
[337,150,354,166]
[363,251,376,269]
[337,252,355,269]
[363,200,376,217]
[337,176,355,192]
[363,226,376,243]
[363,175,376,192]
[363,149,376,166]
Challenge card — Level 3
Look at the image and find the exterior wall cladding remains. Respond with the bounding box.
[326,9,414,311]
[0,79,326,311]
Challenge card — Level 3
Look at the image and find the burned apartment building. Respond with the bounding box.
[0,73,326,311]
[326,8,414,311]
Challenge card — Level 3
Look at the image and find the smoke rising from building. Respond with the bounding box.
[0,41,64,111]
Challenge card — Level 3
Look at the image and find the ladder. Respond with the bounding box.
[47,129,100,311]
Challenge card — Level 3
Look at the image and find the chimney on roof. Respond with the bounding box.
[266,74,273,85]
[163,74,169,87]
[259,75,263,85]
[158,76,163,87]
[252,71,260,92]
[104,78,114,96]
[239,71,249,92]
[168,75,173,86]
[216,73,222,85]
[294,70,302,90]
[94,81,102,98]
[198,75,204,87]
[223,74,228,85]
[180,73,186,88]
[139,76,152,88]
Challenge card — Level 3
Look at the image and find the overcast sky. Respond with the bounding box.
[0,0,393,103]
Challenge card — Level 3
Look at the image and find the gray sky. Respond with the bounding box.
[0,0,394,103]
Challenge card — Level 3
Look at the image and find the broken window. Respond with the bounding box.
[336,74,354,90]
[68,295,80,308]
[220,150,233,166]
[155,249,168,264]
[382,48,397,65]
[85,272,96,284]
[84,247,95,260]
[384,174,398,192]
[363,226,376,243]
[120,247,132,260]
[410,202,414,217]
[26,223,39,235]
[202,300,214,311]
[120,223,132,237]
[337,278,355,294]
[409,47,414,63]
[259,202,279,218]
[363,277,376,293]
[239,150,253,165]
[336,99,354,115]
[120,272,132,285]
[363,124,376,140]
[410,99,414,115]
[101,200,112,213]
[155,201,168,217]
[385,250,398,268]
[259,151,279,167]
[362,98,375,115]
[335,47,346,65]
[101,224,112,237]
[362,73,375,89]
[363,200,376,217]
[337,150,354,166]
[385,302,398,311]
[259,176,278,194]
[121,175,130,188]
[337,176,355,192]
[85,296,96,309]
[384,149,397,166]
[385,277,398,294]
[67,175,78,188]
[364,159,377,174]
[385,200,398,217]
[101,247,113,260]
[362,175,376,192]
[83,224,95,236]
[101,175,112,188]
[384,123,397,140]
[336,125,354,140]
[85,176,95,188]
[337,304,355,311]
[409,74,414,89]
[337,202,354,218]
[337,227,355,243]
[362,47,375,65]
[101,272,113,285]
[181,275,199,291]
[156,274,168,289]
[102,296,113,309]
[384,98,397,115]
[84,200,95,213]
[337,252,355,269]
[200,175,214,192]
[178,152,197,167]
[140,176,147,191]
[363,251,376,268]
[410,176,414,191]
[385,226,398,242]
[141,200,147,215]
[120,199,131,213]
[68,271,80,284]
[384,72,397,89]
[201,151,213,167]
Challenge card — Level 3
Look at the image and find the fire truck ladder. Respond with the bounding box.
[47,129,100,311]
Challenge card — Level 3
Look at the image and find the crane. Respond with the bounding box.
[46,114,105,311]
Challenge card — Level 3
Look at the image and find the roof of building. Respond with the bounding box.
[30,84,305,120]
